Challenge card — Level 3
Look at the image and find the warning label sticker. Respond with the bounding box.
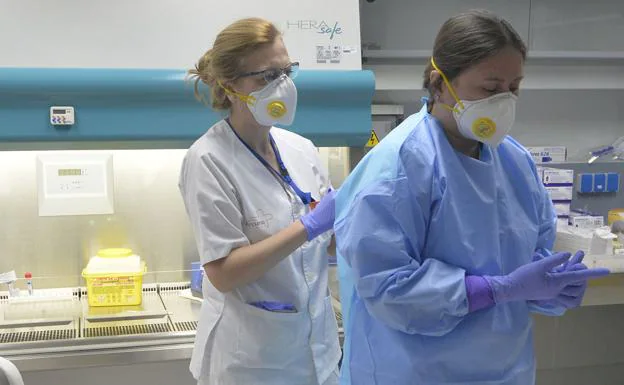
[365,130,380,147]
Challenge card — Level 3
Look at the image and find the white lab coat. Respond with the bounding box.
[179,120,341,385]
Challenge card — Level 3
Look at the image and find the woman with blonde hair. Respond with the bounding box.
[179,17,341,385]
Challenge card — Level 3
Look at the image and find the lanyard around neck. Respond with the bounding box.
[227,120,313,205]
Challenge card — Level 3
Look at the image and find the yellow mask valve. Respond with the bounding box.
[267,101,287,118]
[471,117,497,139]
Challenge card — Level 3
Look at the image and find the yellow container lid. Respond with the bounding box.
[608,209,624,225]
[97,248,134,258]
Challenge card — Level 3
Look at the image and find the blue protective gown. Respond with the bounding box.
[335,105,563,385]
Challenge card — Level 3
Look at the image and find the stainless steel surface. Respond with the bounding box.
[158,283,200,332]
[0,280,346,372]
[5,339,195,373]
[81,285,174,338]
[0,328,77,346]
[0,282,197,372]
[0,291,80,345]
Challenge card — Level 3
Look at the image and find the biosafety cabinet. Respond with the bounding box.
[0,70,383,383]
[0,1,381,384]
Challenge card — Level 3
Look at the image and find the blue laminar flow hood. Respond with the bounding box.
[0,68,375,146]
[0,68,375,147]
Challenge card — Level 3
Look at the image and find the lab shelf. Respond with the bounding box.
[366,62,624,91]
[363,49,624,62]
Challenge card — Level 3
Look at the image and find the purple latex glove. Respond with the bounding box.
[300,189,336,241]
[484,252,610,304]
[466,275,495,313]
[532,251,590,309]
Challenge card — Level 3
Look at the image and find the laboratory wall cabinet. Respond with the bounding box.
[360,0,624,59]
[529,0,624,55]
[360,0,530,55]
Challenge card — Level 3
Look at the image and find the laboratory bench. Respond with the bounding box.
[0,282,345,374]
[0,283,198,373]
[1,273,622,373]
[1,268,622,384]
[579,256,624,306]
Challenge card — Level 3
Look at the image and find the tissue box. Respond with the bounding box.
[546,185,574,201]
[527,146,567,163]
[554,202,571,218]
[543,168,574,185]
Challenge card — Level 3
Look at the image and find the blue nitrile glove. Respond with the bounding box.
[248,301,297,313]
[300,189,336,241]
[484,251,610,304]
[531,250,592,309]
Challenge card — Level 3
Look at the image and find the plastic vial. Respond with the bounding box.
[24,272,33,295]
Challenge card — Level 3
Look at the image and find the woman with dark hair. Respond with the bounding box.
[334,10,609,384]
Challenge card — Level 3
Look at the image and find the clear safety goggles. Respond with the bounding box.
[236,62,300,84]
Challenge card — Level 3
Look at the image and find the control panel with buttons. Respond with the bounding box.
[50,106,75,126]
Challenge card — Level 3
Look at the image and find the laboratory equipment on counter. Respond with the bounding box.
[82,248,146,307]
[609,209,624,250]
[23,273,32,296]
[608,209,624,225]
[588,136,624,164]
[0,272,18,297]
